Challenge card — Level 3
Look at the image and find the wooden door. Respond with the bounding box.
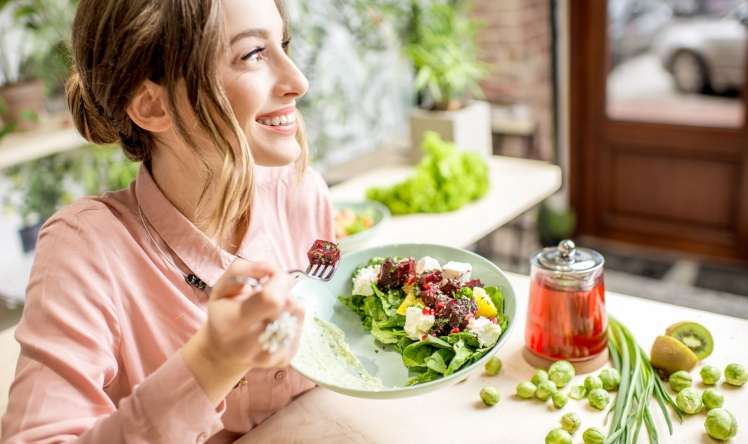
[570,0,748,260]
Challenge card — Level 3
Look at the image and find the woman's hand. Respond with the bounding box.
[182,259,305,406]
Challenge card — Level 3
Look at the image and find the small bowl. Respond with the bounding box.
[333,200,390,253]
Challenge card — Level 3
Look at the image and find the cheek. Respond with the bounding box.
[224,75,266,124]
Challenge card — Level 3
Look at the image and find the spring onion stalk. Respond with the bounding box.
[605,318,683,444]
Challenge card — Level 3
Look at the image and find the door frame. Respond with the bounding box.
[569,0,748,260]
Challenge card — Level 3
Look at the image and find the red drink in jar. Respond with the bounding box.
[525,240,608,365]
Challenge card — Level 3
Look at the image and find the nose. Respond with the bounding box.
[273,52,309,100]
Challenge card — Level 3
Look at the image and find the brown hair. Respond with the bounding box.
[66,0,307,243]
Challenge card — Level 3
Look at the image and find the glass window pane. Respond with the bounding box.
[607,0,745,127]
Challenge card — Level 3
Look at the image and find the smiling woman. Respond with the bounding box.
[0,0,336,443]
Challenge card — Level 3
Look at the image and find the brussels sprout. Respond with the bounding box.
[584,375,603,392]
[588,388,610,410]
[484,356,503,376]
[569,385,587,400]
[532,369,550,386]
[560,412,581,434]
[480,386,500,406]
[549,360,575,388]
[702,388,724,411]
[704,408,738,441]
[599,368,621,391]
[676,388,702,414]
[724,363,747,387]
[669,370,692,393]
[545,428,572,444]
[552,391,568,409]
[516,381,537,399]
[700,365,721,386]
[536,380,558,401]
[582,427,606,444]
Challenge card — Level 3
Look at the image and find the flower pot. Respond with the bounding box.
[18,220,44,253]
[0,80,45,131]
[409,100,492,160]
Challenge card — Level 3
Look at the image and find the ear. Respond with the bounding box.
[126,80,171,133]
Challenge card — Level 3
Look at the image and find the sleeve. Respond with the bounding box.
[0,208,224,444]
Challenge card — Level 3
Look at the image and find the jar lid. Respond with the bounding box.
[534,240,604,274]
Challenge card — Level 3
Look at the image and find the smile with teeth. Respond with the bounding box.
[257,112,296,127]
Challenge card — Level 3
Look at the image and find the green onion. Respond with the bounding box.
[605,318,684,444]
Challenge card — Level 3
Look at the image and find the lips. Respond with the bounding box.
[256,105,295,119]
[255,105,298,135]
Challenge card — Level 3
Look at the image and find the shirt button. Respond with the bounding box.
[196,432,207,444]
[274,370,287,383]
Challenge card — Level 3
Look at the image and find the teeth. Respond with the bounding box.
[258,112,295,126]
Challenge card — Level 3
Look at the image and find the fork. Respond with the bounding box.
[234,261,338,291]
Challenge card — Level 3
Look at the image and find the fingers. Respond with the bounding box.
[239,271,294,321]
[211,259,276,301]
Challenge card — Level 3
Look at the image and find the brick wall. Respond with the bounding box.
[472,0,555,162]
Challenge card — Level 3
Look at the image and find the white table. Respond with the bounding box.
[238,272,748,444]
[329,156,562,249]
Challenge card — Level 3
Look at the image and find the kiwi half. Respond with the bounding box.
[650,335,699,375]
[666,321,714,360]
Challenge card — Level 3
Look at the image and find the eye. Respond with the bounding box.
[241,47,266,63]
[281,38,291,52]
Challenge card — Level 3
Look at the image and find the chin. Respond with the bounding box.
[251,141,301,167]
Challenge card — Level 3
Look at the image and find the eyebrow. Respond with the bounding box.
[229,29,269,45]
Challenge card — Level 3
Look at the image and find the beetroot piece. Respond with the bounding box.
[463,279,483,288]
[306,240,340,266]
[443,298,477,330]
[420,285,451,310]
[419,270,443,290]
[377,258,399,290]
[433,294,453,318]
[378,257,416,290]
[440,279,463,297]
[396,258,416,287]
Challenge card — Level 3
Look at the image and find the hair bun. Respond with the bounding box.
[66,71,119,144]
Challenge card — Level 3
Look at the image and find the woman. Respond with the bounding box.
[0,0,334,442]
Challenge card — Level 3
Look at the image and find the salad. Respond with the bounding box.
[335,207,375,239]
[339,255,508,386]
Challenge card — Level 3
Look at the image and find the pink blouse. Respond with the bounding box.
[1,164,335,444]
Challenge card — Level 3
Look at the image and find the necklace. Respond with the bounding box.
[136,197,208,291]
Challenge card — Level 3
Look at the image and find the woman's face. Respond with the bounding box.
[220,0,309,167]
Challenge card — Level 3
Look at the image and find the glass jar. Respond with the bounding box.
[525,240,607,363]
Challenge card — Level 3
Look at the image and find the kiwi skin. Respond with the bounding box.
[650,335,699,375]
[666,321,714,360]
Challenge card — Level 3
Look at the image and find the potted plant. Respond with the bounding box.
[73,145,140,195]
[0,0,77,127]
[1,152,75,252]
[537,194,577,248]
[0,50,44,132]
[404,1,491,159]
[0,97,15,141]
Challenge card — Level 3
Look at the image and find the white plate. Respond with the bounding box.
[291,243,517,399]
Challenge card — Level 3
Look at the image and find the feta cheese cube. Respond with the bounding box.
[442,261,472,282]
[404,306,435,340]
[416,256,442,274]
[352,265,381,296]
[467,316,502,347]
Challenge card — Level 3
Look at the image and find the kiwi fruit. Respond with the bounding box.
[650,335,699,375]
[666,321,714,360]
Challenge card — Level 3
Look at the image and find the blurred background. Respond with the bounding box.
[0,0,747,330]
